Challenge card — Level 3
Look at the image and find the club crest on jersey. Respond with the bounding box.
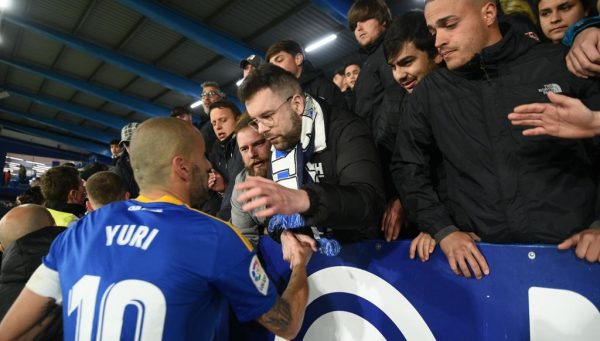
[249,255,269,296]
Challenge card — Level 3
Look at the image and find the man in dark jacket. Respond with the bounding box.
[392,0,600,278]
[113,122,140,198]
[348,0,399,132]
[206,100,244,220]
[236,64,385,243]
[266,39,346,110]
[40,166,86,226]
[0,205,64,333]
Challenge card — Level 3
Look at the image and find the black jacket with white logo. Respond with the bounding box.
[392,24,600,244]
[299,99,385,242]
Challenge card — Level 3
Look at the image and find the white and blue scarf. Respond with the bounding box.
[268,95,340,256]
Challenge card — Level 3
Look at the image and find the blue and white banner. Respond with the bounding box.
[251,238,600,341]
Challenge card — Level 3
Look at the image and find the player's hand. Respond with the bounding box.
[409,232,436,262]
[235,176,310,218]
[439,231,489,279]
[558,228,600,263]
[381,197,405,242]
[509,92,597,138]
[281,230,317,269]
[566,27,600,78]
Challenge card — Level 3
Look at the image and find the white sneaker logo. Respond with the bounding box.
[538,83,562,95]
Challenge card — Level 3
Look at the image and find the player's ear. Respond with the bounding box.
[172,156,191,181]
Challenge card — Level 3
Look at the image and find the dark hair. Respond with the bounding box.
[237,64,302,103]
[208,100,242,117]
[266,39,304,63]
[170,106,190,117]
[17,186,45,205]
[86,171,127,207]
[80,162,109,181]
[535,0,598,16]
[383,10,438,61]
[343,62,362,72]
[334,67,345,76]
[40,166,80,202]
[347,0,392,31]
[110,139,120,146]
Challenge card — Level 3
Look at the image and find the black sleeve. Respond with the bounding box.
[302,117,385,237]
[570,74,600,228]
[390,94,455,237]
[217,148,244,221]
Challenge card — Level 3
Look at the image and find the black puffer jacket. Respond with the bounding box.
[299,60,347,110]
[113,151,139,198]
[298,98,386,242]
[392,23,600,244]
[0,226,65,331]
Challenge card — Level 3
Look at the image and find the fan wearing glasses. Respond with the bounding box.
[235,64,385,245]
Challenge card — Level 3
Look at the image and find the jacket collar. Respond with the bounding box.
[359,31,386,55]
[45,201,86,217]
[451,22,538,79]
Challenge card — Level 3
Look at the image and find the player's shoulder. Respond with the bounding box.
[184,206,254,252]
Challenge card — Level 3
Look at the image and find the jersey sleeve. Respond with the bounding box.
[42,228,67,271]
[211,223,277,322]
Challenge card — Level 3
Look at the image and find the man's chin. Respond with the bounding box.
[248,167,268,178]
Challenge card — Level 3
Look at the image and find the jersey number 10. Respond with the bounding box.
[68,275,166,340]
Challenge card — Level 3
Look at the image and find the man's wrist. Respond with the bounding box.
[433,225,460,243]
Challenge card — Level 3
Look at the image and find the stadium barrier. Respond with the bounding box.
[241,237,600,340]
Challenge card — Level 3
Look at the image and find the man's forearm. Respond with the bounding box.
[0,289,58,341]
[258,265,308,339]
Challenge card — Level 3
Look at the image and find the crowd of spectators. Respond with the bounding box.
[1,0,600,338]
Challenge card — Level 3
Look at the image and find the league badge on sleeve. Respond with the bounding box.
[249,255,269,296]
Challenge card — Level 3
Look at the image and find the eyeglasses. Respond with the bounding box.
[249,95,294,131]
[201,91,221,99]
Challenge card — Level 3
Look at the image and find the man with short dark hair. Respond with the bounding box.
[109,139,121,165]
[266,39,346,109]
[231,114,272,247]
[85,171,130,211]
[392,0,600,279]
[375,10,441,247]
[40,166,86,226]
[347,0,398,130]
[206,101,244,220]
[236,64,385,246]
